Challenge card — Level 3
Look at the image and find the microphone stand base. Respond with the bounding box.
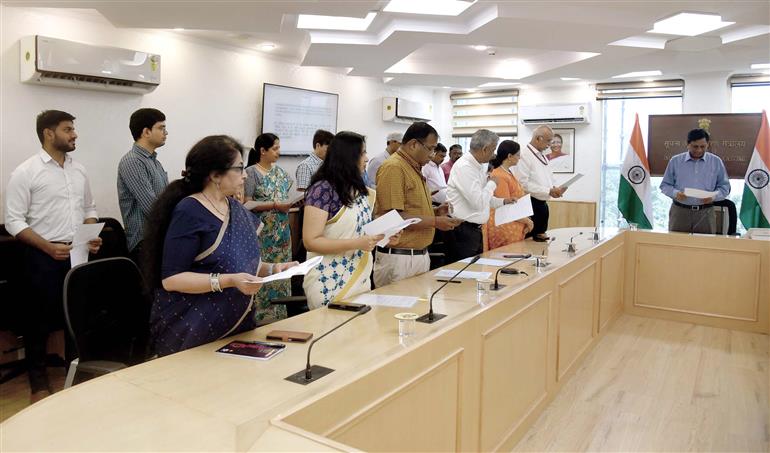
[285,365,335,385]
[490,284,506,291]
[416,312,447,324]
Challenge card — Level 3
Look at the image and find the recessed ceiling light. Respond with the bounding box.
[472,45,488,51]
[478,82,521,88]
[383,77,394,83]
[751,63,770,69]
[647,12,734,37]
[643,78,655,82]
[384,0,476,16]
[721,25,770,44]
[297,12,377,31]
[609,35,668,49]
[612,70,663,78]
[173,28,185,31]
[442,86,451,89]
[560,77,581,81]
[259,43,276,51]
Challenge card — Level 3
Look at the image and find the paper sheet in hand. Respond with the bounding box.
[363,210,421,247]
[70,222,105,267]
[558,173,584,189]
[494,194,533,226]
[351,294,419,308]
[245,256,323,284]
[683,188,718,199]
[434,270,492,280]
[459,257,513,267]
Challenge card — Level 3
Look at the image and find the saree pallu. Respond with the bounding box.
[304,189,375,309]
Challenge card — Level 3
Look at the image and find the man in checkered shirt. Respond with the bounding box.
[296,129,334,192]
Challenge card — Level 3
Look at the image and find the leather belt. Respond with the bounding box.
[673,200,713,211]
[376,246,427,256]
[458,221,483,229]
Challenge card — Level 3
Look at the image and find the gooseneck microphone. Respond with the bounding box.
[418,255,481,324]
[492,254,531,290]
[285,305,372,385]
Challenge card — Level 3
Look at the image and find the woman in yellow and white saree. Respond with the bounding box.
[302,131,391,309]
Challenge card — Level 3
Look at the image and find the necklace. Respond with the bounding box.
[201,191,228,217]
[529,145,548,166]
[256,162,272,173]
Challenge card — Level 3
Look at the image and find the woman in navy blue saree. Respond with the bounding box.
[143,135,297,356]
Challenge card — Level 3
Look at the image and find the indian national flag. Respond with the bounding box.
[739,110,770,228]
[618,114,653,229]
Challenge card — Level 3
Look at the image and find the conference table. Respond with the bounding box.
[2,228,768,452]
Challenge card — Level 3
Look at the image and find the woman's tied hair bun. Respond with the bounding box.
[181,168,192,182]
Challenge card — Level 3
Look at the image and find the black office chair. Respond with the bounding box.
[63,257,150,388]
[271,275,309,318]
[90,217,129,260]
[713,199,738,235]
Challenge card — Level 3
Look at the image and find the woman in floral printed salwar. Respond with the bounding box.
[244,133,295,324]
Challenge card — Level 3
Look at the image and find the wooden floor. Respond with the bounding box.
[1,315,768,452]
[514,315,769,452]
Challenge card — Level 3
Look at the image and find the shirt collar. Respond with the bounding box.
[38,149,71,165]
[133,143,156,159]
[685,152,706,162]
[396,150,427,180]
[461,152,484,170]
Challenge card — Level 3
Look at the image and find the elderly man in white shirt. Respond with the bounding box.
[446,129,516,261]
[515,125,565,241]
[366,131,402,188]
[421,142,448,204]
[4,110,102,403]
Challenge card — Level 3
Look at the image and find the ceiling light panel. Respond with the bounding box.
[297,12,377,31]
[609,35,669,49]
[384,0,476,16]
[751,63,770,69]
[612,70,663,78]
[647,12,734,37]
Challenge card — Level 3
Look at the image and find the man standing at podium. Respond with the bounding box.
[660,128,730,234]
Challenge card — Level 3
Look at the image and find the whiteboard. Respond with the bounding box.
[261,83,339,155]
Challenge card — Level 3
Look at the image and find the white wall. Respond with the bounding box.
[517,83,603,202]
[0,6,445,219]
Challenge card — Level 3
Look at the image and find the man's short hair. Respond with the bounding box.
[313,129,334,148]
[129,108,166,140]
[36,110,76,145]
[469,129,499,151]
[386,131,403,144]
[449,144,462,152]
[435,143,447,154]
[687,128,710,143]
[402,122,438,145]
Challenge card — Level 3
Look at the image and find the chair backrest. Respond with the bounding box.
[91,217,129,260]
[63,257,150,365]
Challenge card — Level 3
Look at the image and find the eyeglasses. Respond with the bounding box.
[415,140,437,153]
[228,165,245,174]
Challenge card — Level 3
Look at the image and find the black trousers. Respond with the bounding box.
[22,245,75,392]
[530,198,550,237]
[448,222,483,262]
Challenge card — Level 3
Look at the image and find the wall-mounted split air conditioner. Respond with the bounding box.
[20,35,161,95]
[383,97,433,123]
[519,103,591,125]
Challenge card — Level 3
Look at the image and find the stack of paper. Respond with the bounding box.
[683,188,718,199]
[494,194,534,226]
[351,294,420,308]
[70,222,105,267]
[363,210,422,247]
[434,270,492,280]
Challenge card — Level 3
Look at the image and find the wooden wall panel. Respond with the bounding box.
[548,200,597,229]
[599,244,624,333]
[478,294,551,452]
[557,262,598,381]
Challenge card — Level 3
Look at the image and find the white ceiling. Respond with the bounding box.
[6,0,770,89]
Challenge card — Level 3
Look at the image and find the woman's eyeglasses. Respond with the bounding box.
[228,165,245,174]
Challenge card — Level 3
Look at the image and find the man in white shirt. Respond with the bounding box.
[515,125,565,241]
[367,131,402,188]
[446,129,516,261]
[421,142,448,204]
[4,110,102,403]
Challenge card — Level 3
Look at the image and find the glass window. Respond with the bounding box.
[600,97,682,230]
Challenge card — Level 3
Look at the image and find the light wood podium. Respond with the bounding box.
[2,228,768,452]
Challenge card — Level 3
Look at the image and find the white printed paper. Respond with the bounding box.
[363,210,422,247]
[434,270,492,280]
[70,222,105,267]
[351,294,419,308]
[683,188,718,199]
[244,193,304,211]
[244,256,323,284]
[558,173,584,189]
[494,194,534,226]
[459,257,513,267]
